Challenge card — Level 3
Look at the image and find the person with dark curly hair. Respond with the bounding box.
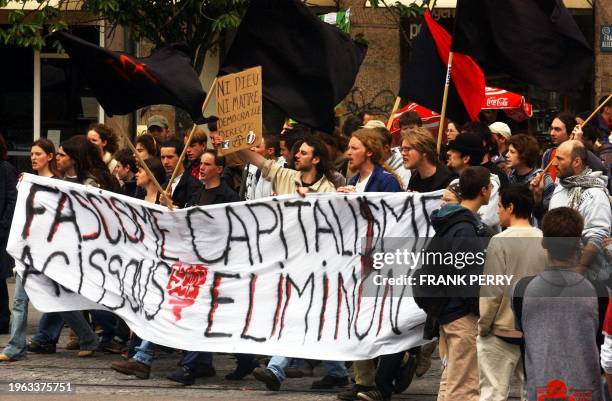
[87,123,119,173]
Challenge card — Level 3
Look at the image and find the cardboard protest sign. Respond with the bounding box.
[216,66,262,156]
[8,175,442,360]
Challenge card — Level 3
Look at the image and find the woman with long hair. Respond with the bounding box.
[87,123,118,174]
[134,134,159,160]
[60,135,120,192]
[338,128,402,193]
[31,139,60,178]
[135,158,167,204]
[1,138,61,362]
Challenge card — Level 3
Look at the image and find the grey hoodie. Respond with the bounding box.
[514,268,604,401]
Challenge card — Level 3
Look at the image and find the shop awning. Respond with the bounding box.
[363,0,592,9]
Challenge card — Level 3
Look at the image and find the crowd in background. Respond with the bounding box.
[0,97,610,401]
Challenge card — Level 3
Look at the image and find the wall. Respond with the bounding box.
[339,0,400,121]
[594,0,611,104]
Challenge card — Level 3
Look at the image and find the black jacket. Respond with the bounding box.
[121,180,138,198]
[0,161,17,278]
[171,172,203,208]
[414,203,490,337]
[186,180,240,207]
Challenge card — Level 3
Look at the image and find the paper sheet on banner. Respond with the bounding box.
[7,174,442,361]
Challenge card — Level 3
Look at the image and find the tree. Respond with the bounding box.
[369,0,431,44]
[0,0,250,74]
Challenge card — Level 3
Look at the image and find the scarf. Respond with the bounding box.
[559,168,607,209]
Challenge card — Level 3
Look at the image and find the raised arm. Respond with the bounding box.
[235,148,266,169]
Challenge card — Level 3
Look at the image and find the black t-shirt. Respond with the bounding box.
[407,164,457,193]
[482,161,509,189]
[195,181,240,206]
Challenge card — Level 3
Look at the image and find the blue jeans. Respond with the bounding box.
[181,351,213,370]
[2,276,28,359]
[267,357,347,382]
[90,310,117,343]
[32,312,63,344]
[133,340,154,366]
[32,311,98,351]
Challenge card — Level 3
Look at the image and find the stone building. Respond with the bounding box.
[0,0,609,170]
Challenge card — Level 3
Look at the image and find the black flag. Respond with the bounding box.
[56,32,207,123]
[451,0,593,94]
[220,0,367,133]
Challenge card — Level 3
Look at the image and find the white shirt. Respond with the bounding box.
[355,172,372,193]
[246,156,286,200]
[170,173,183,196]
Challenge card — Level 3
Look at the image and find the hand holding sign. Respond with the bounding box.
[216,66,263,156]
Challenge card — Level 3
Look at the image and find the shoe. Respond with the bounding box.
[111,358,151,379]
[337,385,376,401]
[78,350,95,358]
[66,329,79,349]
[225,360,258,380]
[0,354,16,362]
[195,363,216,378]
[97,340,127,354]
[415,342,436,377]
[357,389,390,401]
[393,354,417,394]
[285,366,304,378]
[27,340,56,354]
[167,366,196,385]
[311,375,349,389]
[252,367,281,391]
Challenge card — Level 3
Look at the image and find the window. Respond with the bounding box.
[0,25,102,171]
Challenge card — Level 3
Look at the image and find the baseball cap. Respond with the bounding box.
[147,115,169,130]
[362,120,387,129]
[489,122,511,139]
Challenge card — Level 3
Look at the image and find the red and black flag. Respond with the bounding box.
[55,32,207,123]
[220,0,367,133]
[451,0,592,94]
[400,10,485,125]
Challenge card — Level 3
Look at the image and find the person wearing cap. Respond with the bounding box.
[489,122,512,175]
[147,115,172,141]
[447,132,501,232]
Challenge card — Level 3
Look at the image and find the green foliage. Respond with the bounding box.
[369,0,429,18]
[0,0,250,73]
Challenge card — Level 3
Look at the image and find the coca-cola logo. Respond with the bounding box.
[486,97,509,107]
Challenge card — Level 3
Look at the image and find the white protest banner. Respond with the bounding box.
[8,174,441,361]
[216,66,262,156]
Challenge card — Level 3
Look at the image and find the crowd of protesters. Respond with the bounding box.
[0,96,610,401]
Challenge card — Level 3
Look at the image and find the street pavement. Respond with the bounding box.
[0,278,522,400]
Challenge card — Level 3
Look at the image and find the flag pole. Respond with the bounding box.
[386,97,401,130]
[117,130,173,209]
[165,77,218,194]
[581,93,611,127]
[436,51,454,155]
